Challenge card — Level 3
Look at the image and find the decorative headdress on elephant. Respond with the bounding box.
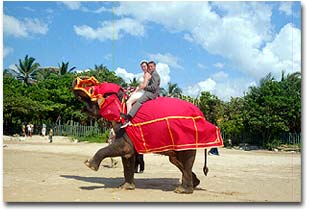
[72,76,126,122]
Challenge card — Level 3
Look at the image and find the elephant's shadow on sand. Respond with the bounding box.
[60,175,205,192]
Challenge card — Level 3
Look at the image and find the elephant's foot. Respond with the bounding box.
[174,185,194,194]
[193,177,200,188]
[192,172,200,188]
[84,159,99,171]
[118,182,135,190]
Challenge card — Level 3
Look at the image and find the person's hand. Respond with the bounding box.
[145,72,151,80]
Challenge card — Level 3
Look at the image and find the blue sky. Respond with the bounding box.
[3,1,301,101]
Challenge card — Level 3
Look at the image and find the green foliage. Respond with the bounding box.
[219,97,245,145]
[196,91,224,125]
[58,62,76,75]
[243,72,301,147]
[160,82,182,98]
[3,54,301,147]
[81,64,126,87]
[8,55,41,85]
[74,130,110,143]
[3,55,126,136]
[129,77,140,87]
[265,139,282,150]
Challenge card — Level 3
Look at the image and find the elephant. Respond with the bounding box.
[72,79,209,194]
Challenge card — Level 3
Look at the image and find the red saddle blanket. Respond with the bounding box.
[125,97,223,154]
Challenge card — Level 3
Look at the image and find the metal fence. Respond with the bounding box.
[54,124,106,137]
[51,123,301,145]
[220,131,301,145]
[278,133,301,145]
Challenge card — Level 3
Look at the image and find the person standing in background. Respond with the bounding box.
[48,128,53,143]
[42,123,46,136]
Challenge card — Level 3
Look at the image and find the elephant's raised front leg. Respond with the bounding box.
[118,156,136,190]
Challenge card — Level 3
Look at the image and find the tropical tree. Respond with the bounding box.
[197,91,224,125]
[8,55,40,85]
[129,77,140,87]
[160,82,182,98]
[58,61,76,75]
[219,97,245,145]
[81,64,126,86]
[243,71,301,146]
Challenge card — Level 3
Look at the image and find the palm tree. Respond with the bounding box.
[94,64,108,72]
[58,62,76,75]
[8,55,40,85]
[129,77,139,87]
[160,82,182,98]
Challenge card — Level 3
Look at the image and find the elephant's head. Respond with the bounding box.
[72,77,135,158]
[71,76,101,119]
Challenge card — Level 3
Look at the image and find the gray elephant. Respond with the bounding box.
[72,77,220,194]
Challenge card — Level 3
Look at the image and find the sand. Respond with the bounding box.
[3,135,301,202]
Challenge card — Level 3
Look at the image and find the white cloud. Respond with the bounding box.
[3,14,28,37]
[262,23,301,77]
[197,63,207,69]
[61,2,111,13]
[94,6,112,14]
[24,7,35,12]
[148,53,182,69]
[279,2,293,16]
[104,53,112,60]
[75,68,91,73]
[114,67,136,83]
[211,71,228,81]
[212,78,256,101]
[24,18,49,34]
[184,78,216,97]
[183,33,194,42]
[184,75,256,101]
[61,1,82,10]
[46,8,54,13]
[4,47,14,58]
[156,62,171,88]
[74,18,145,41]
[113,2,300,81]
[198,78,217,92]
[3,14,48,38]
[213,62,225,69]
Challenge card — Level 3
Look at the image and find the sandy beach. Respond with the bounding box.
[3,135,301,202]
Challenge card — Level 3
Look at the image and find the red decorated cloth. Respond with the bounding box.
[125,97,223,154]
[100,94,123,122]
[72,77,125,121]
[73,77,123,101]
[93,82,122,98]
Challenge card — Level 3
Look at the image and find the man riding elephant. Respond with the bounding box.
[121,61,160,128]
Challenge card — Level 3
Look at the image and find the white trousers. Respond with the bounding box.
[126,90,144,113]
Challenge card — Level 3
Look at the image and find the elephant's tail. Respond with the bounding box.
[203,149,209,176]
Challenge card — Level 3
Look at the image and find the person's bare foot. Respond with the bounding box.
[84,159,99,171]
